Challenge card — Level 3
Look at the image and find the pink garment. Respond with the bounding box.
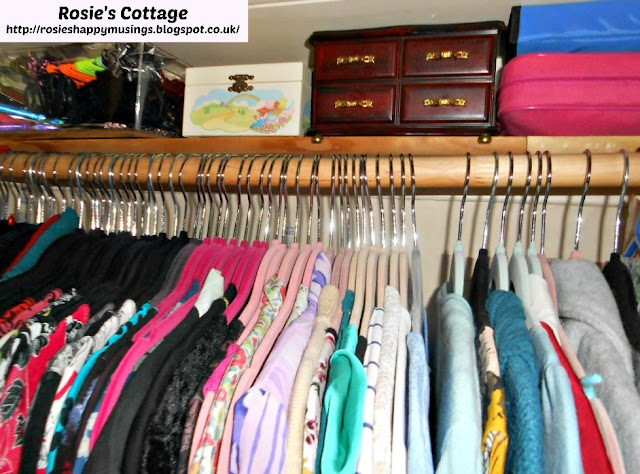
[216,246,314,474]
[90,243,222,448]
[5,289,64,333]
[189,242,278,464]
[237,242,284,326]
[226,242,268,323]
[539,254,559,311]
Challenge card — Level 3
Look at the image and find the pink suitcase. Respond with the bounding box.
[498,52,640,135]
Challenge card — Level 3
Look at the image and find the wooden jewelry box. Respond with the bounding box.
[307,22,506,136]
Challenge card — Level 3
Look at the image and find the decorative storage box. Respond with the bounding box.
[183,62,311,136]
[308,23,505,136]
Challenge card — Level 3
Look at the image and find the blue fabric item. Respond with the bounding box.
[530,325,584,474]
[336,289,355,348]
[318,323,366,474]
[487,290,545,474]
[47,303,152,472]
[407,308,434,474]
[2,208,79,281]
[517,0,640,55]
[581,373,604,400]
[435,285,482,474]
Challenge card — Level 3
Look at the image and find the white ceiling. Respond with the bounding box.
[154,0,580,67]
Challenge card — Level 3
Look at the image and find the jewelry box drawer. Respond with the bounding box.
[400,83,491,122]
[402,35,496,77]
[314,85,396,123]
[314,41,399,81]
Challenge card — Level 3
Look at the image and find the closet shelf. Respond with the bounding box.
[2,132,640,156]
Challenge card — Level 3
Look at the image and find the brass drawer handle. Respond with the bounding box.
[425,50,469,61]
[424,98,467,107]
[335,99,374,108]
[336,55,376,65]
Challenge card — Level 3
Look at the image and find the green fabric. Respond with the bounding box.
[336,290,354,348]
[317,323,367,474]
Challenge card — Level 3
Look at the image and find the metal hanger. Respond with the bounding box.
[177,154,194,236]
[613,150,630,255]
[256,155,271,242]
[448,153,471,296]
[146,154,159,236]
[51,153,67,215]
[375,153,390,307]
[232,155,249,242]
[490,152,511,291]
[108,154,125,233]
[573,150,592,255]
[243,155,259,243]
[540,152,552,256]
[408,153,424,332]
[154,154,168,235]
[509,152,532,301]
[527,151,544,276]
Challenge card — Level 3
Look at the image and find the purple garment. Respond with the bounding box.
[230,252,331,474]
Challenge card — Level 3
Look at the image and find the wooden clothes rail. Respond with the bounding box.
[0,150,639,194]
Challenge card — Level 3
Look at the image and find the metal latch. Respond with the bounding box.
[228,74,254,93]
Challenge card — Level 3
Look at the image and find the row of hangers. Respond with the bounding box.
[0,149,632,311]
[0,151,422,336]
[448,149,631,306]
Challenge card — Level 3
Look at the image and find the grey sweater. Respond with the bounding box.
[552,258,640,473]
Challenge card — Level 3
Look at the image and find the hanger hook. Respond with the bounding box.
[362,155,375,247]
[530,152,543,245]
[499,152,514,244]
[541,152,552,255]
[458,153,471,242]
[243,155,259,243]
[517,152,533,243]
[256,155,270,242]
[400,154,407,248]
[389,154,398,247]
[482,152,500,250]
[376,154,385,248]
[574,150,592,251]
[614,149,630,254]
[409,154,417,247]
[352,155,361,248]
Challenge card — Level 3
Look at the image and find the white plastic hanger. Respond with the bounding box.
[448,152,471,296]
[526,151,544,276]
[490,152,511,291]
[509,152,532,301]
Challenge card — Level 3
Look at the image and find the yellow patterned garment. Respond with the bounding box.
[482,372,509,474]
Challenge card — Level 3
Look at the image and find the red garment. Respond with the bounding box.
[3,214,61,275]
[0,297,37,336]
[0,289,64,336]
[0,318,68,473]
[542,322,613,474]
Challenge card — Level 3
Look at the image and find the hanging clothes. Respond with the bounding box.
[552,258,640,474]
[434,283,483,474]
[486,290,546,474]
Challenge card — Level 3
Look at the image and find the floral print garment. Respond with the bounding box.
[189,276,285,474]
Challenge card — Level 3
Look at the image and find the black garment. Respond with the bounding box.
[0,222,38,274]
[52,309,158,474]
[20,371,61,474]
[84,303,206,474]
[602,252,640,352]
[135,286,242,474]
[470,248,492,331]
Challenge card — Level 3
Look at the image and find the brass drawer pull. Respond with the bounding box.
[423,98,467,107]
[425,50,469,61]
[336,55,376,65]
[335,99,374,108]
